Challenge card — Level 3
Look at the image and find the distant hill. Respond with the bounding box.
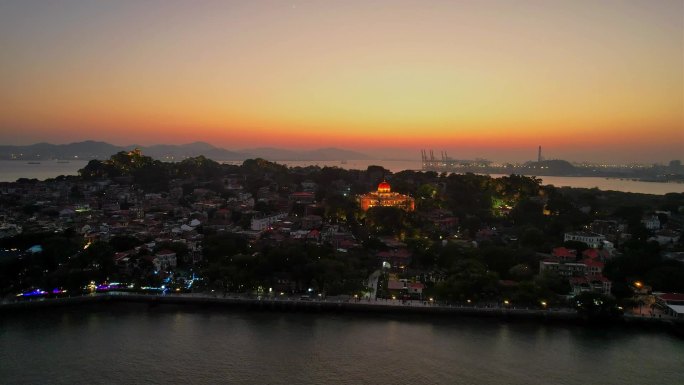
[523,159,577,175]
[236,147,299,161]
[141,142,247,161]
[243,147,371,161]
[0,141,371,162]
[0,140,125,160]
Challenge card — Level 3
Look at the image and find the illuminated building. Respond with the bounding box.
[358,181,415,211]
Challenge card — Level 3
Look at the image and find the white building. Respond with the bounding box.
[564,231,606,248]
[153,250,177,271]
[570,276,612,296]
[539,260,587,277]
[653,230,681,246]
[641,216,661,230]
[250,213,287,231]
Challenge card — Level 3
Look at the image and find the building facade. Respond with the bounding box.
[358,181,415,211]
[564,231,606,248]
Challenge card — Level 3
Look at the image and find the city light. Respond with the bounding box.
[0,1,682,382]
[17,289,47,297]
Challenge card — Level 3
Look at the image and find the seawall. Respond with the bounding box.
[2,293,683,334]
[2,293,571,319]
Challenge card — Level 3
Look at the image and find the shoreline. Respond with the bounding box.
[3,293,682,334]
[1,159,682,194]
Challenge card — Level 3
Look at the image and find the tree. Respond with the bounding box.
[110,235,142,252]
[603,240,665,297]
[613,205,644,233]
[79,160,114,179]
[535,271,571,296]
[511,281,540,305]
[80,241,116,278]
[480,246,518,278]
[323,193,357,222]
[520,226,545,249]
[444,173,494,218]
[202,233,249,264]
[435,258,499,301]
[365,206,406,236]
[510,199,544,227]
[645,261,684,292]
[177,156,222,180]
[508,264,533,281]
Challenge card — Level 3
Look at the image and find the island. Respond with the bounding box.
[1,150,683,330]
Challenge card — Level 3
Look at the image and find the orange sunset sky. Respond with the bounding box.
[0,0,682,162]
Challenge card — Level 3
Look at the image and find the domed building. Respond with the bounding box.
[358,181,415,211]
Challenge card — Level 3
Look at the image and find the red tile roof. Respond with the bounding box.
[658,293,684,302]
[581,258,604,268]
[582,248,599,259]
[553,247,576,258]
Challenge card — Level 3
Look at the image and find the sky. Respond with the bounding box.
[0,0,682,163]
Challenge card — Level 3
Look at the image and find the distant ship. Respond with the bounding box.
[340,160,348,164]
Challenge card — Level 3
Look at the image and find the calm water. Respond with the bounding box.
[0,160,90,182]
[0,159,682,195]
[1,306,682,385]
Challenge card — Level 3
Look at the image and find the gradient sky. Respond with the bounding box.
[0,0,682,162]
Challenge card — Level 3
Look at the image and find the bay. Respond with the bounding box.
[0,160,682,195]
[0,160,90,183]
[1,307,681,385]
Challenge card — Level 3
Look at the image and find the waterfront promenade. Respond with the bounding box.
[2,292,681,332]
[1,292,573,318]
